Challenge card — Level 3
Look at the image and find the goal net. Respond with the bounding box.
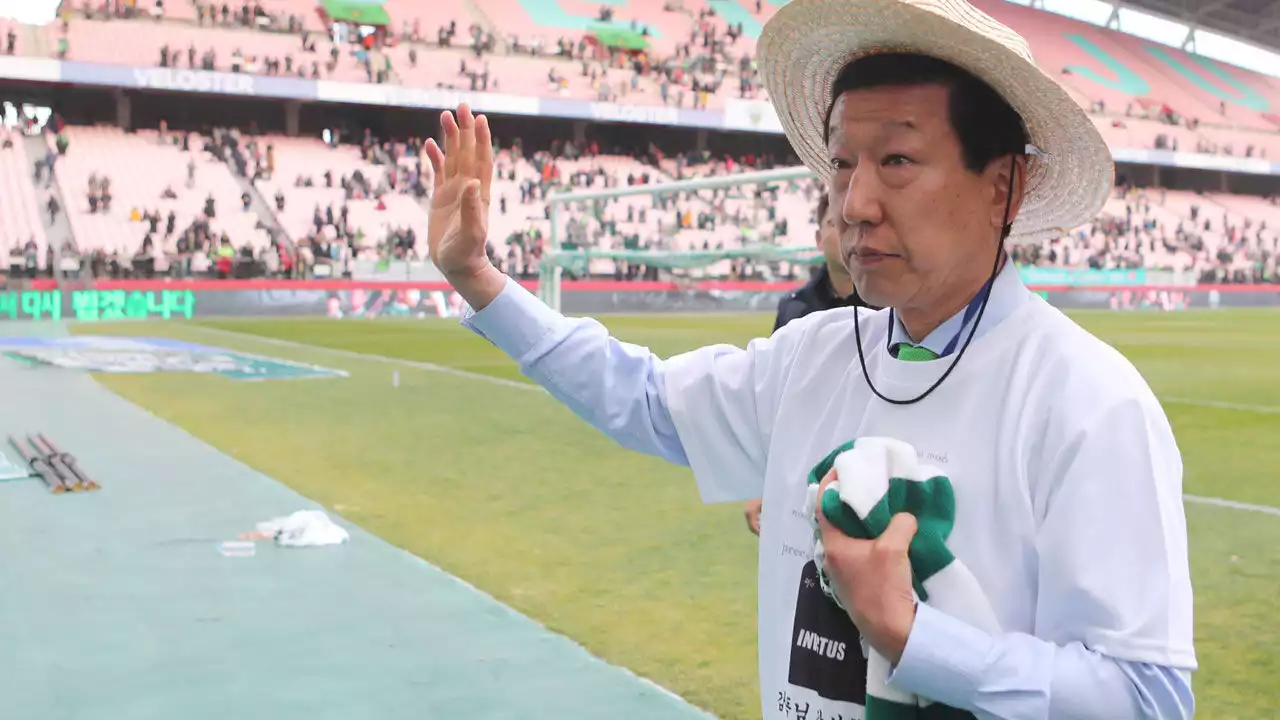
[537,166,824,312]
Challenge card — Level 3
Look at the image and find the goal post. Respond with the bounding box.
[538,165,820,311]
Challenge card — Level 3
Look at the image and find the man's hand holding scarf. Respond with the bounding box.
[815,470,919,665]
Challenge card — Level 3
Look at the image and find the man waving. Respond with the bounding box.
[424,1,1195,717]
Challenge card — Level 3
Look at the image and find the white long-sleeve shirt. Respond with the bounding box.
[462,269,1195,720]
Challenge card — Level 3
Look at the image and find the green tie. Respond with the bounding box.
[894,343,939,362]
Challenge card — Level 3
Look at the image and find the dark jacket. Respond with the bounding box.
[773,265,874,333]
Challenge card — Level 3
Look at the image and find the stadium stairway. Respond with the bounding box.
[18,20,46,58]
[0,132,49,269]
[705,0,764,40]
[216,152,291,252]
[465,0,504,46]
[28,134,76,266]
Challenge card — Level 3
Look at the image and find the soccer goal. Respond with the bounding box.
[538,165,822,312]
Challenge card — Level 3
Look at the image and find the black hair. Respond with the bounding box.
[816,192,830,224]
[823,53,1029,175]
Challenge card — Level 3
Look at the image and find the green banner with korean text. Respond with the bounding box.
[0,289,195,322]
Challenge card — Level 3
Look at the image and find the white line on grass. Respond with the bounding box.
[189,325,1280,518]
[190,324,545,392]
[193,326,1280,416]
[1184,495,1280,517]
[1163,397,1280,415]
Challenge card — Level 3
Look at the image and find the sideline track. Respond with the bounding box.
[0,321,718,720]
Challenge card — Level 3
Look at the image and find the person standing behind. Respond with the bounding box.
[773,192,869,332]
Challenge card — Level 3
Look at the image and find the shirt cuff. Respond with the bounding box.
[460,276,566,361]
[887,602,994,710]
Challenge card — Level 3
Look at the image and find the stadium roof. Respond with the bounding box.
[1116,0,1280,52]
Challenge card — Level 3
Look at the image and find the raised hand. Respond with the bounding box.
[425,104,505,307]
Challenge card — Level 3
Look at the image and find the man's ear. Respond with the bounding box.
[987,154,1028,233]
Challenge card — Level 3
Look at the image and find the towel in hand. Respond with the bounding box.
[802,437,1000,720]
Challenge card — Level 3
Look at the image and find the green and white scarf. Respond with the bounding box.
[803,437,1001,720]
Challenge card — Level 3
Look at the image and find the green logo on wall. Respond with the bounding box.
[0,337,346,381]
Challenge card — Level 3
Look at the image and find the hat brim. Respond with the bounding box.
[758,0,1115,244]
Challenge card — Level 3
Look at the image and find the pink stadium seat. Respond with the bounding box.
[64,18,304,71]
[31,5,1280,127]
[254,136,431,258]
[53,126,268,260]
[380,0,471,36]
[29,2,1280,158]
[973,0,1280,131]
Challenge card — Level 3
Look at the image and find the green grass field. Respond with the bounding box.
[74,309,1280,719]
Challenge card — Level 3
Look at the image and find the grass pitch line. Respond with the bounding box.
[1184,495,1280,517]
[189,324,545,392]
[192,326,1280,417]
[190,325,1280,520]
[1163,397,1280,415]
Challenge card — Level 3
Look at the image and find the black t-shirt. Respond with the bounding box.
[773,266,873,333]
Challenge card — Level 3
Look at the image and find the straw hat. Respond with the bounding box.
[758,0,1114,244]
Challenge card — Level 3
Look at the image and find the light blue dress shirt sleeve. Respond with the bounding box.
[460,277,690,466]
[888,594,1194,719]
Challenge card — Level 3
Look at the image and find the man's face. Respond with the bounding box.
[826,84,1020,312]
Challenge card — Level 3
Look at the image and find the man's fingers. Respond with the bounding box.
[876,513,918,557]
[441,110,459,178]
[817,468,837,495]
[423,139,445,191]
[460,179,484,235]
[816,504,843,547]
[814,468,838,529]
[476,113,494,203]
[457,103,475,178]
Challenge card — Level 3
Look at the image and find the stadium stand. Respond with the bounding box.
[975,0,1280,130]
[24,0,1280,158]
[0,0,1277,284]
[252,133,429,262]
[1,115,1275,283]
[48,126,271,273]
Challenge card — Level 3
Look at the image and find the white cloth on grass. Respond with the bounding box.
[256,510,350,547]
